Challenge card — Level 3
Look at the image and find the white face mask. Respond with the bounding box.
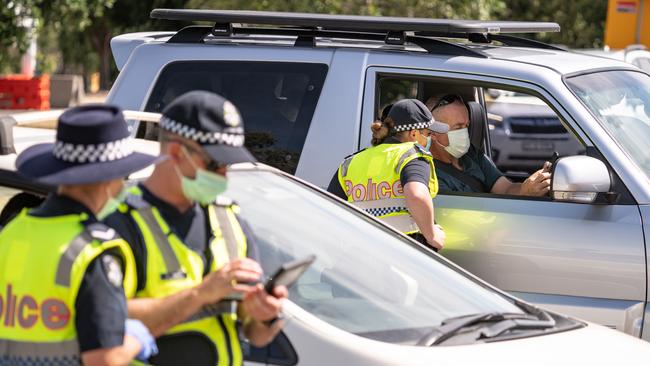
[444,128,470,158]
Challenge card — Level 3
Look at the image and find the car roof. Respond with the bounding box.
[113,31,634,77]
[111,8,634,76]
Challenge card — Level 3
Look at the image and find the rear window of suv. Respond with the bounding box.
[145,61,328,174]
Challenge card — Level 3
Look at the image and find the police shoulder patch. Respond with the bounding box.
[102,255,124,288]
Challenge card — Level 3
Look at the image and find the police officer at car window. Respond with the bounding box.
[104,91,287,366]
[327,99,448,251]
[0,105,158,365]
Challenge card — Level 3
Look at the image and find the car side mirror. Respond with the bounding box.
[551,156,615,204]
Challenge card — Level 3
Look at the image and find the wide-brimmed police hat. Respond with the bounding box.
[388,99,449,134]
[16,104,157,185]
[160,91,255,164]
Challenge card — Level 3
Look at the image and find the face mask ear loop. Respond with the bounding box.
[177,145,202,180]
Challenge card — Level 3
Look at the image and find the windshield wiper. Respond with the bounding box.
[416,311,555,346]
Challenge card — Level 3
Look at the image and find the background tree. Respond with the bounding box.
[1,0,610,87]
[495,0,608,48]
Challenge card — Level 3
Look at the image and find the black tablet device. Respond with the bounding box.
[264,255,316,296]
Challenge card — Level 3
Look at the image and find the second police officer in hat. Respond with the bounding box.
[328,99,448,251]
[0,105,158,365]
[105,91,286,366]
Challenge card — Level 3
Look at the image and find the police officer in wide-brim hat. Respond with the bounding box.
[104,91,286,366]
[16,104,155,185]
[328,98,448,251]
[0,105,158,365]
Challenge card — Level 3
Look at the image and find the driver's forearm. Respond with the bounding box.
[127,287,205,337]
[403,182,436,243]
[505,182,522,195]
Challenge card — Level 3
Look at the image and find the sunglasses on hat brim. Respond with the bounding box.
[430,94,464,112]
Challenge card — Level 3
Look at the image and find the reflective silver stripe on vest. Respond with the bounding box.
[395,147,418,174]
[377,214,419,233]
[183,301,237,323]
[211,205,239,261]
[55,231,93,287]
[136,207,181,274]
[0,338,80,362]
[340,156,354,177]
[55,223,117,287]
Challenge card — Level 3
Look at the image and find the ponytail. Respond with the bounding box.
[370,116,396,146]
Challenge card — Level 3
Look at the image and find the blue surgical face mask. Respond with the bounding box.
[416,130,432,151]
[97,186,128,220]
[177,147,228,205]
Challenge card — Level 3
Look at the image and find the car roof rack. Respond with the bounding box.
[150,9,563,56]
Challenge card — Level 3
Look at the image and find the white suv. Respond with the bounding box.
[106,9,650,341]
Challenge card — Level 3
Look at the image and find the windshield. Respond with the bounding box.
[226,170,524,345]
[566,70,650,180]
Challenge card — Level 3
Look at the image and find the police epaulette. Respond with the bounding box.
[85,223,119,242]
[124,193,150,210]
[213,195,235,207]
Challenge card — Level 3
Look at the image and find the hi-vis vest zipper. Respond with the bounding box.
[119,186,247,366]
[337,142,438,234]
[0,210,136,365]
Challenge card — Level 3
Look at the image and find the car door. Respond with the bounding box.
[361,67,646,336]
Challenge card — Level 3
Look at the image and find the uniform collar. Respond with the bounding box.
[138,183,198,219]
[29,193,97,222]
[384,136,402,144]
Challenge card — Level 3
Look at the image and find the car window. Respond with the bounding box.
[566,70,650,181]
[485,89,585,176]
[144,61,328,174]
[227,169,524,345]
[377,77,418,116]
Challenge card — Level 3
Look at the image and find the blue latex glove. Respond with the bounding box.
[125,318,158,361]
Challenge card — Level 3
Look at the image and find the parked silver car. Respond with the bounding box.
[107,9,650,340]
[486,91,584,174]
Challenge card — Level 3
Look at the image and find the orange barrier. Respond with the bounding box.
[0,75,50,110]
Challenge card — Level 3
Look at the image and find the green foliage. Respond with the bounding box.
[0,0,610,82]
[495,0,608,49]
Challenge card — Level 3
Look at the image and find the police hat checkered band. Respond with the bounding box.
[365,207,408,217]
[160,116,245,146]
[392,121,432,133]
[52,137,133,163]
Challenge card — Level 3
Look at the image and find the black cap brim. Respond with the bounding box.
[16,143,158,185]
[428,121,450,133]
[203,144,257,165]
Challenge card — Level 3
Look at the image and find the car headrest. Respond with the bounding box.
[466,101,486,151]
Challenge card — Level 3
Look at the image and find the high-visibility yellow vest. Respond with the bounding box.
[337,142,438,234]
[0,209,136,365]
[118,186,247,366]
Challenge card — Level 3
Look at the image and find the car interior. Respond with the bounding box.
[375,75,594,196]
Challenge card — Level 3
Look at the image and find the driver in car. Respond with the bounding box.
[425,94,551,196]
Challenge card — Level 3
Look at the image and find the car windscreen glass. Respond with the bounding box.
[226,170,525,345]
[566,70,650,181]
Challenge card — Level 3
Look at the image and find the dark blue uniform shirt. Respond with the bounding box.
[105,184,259,292]
[435,145,504,193]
